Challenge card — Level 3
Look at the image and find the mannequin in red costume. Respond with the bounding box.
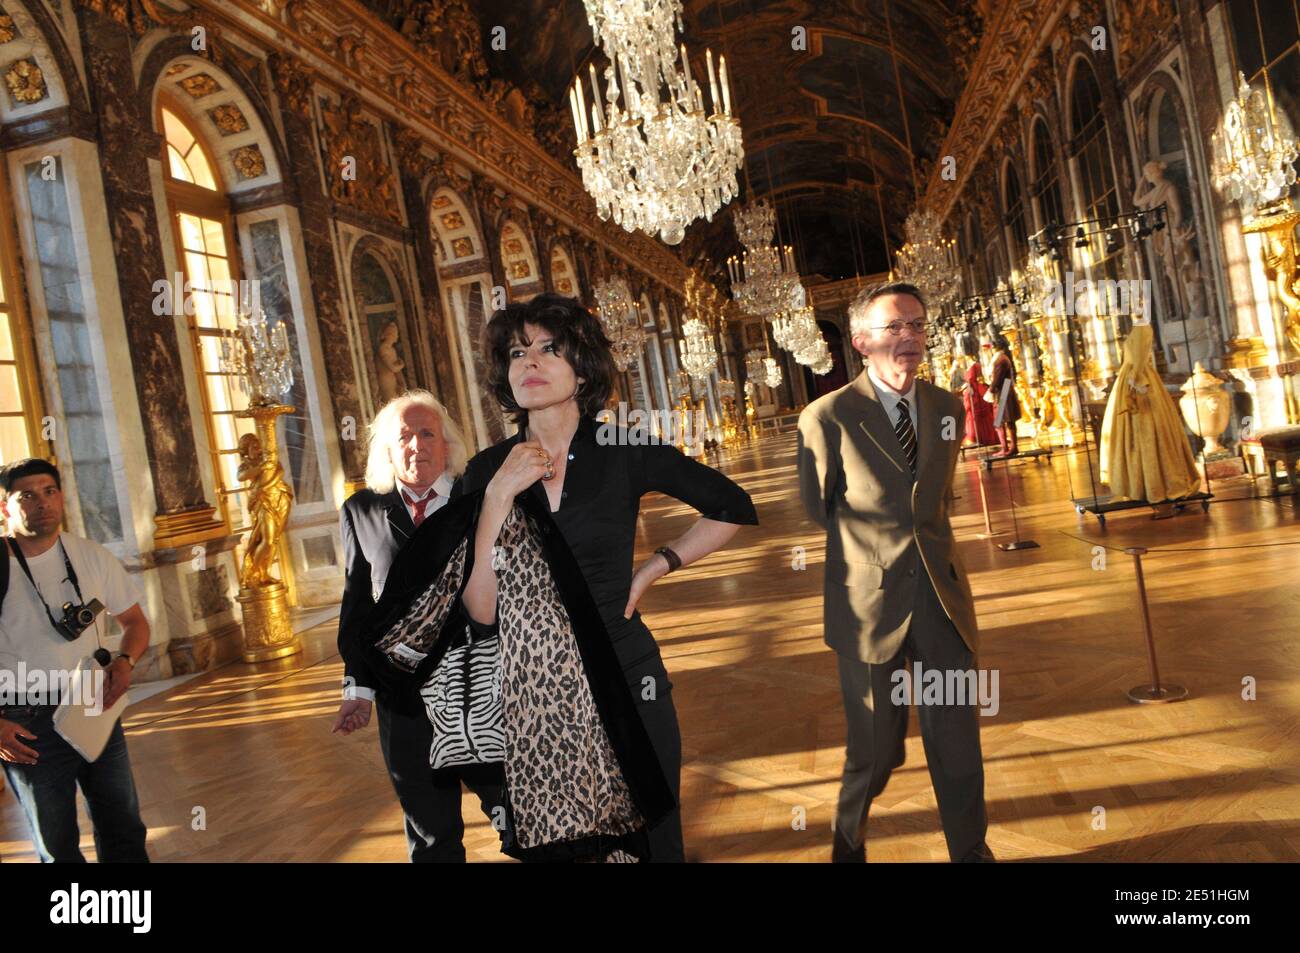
[962,363,998,447]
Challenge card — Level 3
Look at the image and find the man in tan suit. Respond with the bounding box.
[797,282,994,863]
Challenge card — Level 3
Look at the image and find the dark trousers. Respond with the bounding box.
[375,700,506,862]
[1,705,149,863]
[629,670,684,862]
[834,574,989,861]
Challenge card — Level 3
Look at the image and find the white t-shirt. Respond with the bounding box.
[0,533,143,689]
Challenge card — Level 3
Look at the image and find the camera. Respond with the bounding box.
[55,598,105,642]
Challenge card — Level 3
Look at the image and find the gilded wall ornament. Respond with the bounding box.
[231,144,267,180]
[319,95,400,223]
[209,103,249,136]
[508,260,531,280]
[440,211,464,230]
[451,237,474,258]
[0,14,18,44]
[4,59,46,104]
[179,73,221,98]
[267,51,313,117]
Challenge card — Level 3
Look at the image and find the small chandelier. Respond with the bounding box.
[894,208,961,310]
[1211,72,1298,214]
[678,317,718,381]
[727,199,802,319]
[220,308,294,407]
[592,275,645,372]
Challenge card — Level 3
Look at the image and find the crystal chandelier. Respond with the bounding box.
[894,208,961,310]
[569,5,743,245]
[745,347,782,389]
[772,305,819,353]
[592,275,645,371]
[678,317,718,381]
[727,200,802,318]
[220,308,294,406]
[1211,72,1298,214]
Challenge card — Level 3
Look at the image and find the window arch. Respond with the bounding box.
[499,220,541,300]
[549,243,577,296]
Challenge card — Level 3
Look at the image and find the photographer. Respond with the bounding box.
[0,458,150,862]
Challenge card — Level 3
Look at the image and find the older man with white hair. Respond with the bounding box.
[332,389,504,862]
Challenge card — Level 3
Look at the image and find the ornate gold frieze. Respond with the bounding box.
[4,59,45,104]
[231,144,267,179]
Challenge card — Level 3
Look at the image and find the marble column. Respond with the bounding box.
[74,2,223,549]
[268,52,365,485]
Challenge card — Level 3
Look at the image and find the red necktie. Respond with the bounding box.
[402,491,430,528]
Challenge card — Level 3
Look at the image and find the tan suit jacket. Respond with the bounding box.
[797,371,978,664]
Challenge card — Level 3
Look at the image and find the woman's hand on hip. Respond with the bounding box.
[623,553,671,619]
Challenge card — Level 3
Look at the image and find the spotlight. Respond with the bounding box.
[1104,226,1121,254]
[1074,226,1088,248]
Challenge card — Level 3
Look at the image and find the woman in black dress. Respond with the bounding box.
[453,293,758,861]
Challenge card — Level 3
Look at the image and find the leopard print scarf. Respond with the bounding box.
[373,505,645,860]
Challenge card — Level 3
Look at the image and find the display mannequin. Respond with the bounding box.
[1099,323,1201,502]
[962,362,998,447]
[989,335,1022,458]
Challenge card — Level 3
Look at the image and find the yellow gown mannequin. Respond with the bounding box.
[1100,323,1201,502]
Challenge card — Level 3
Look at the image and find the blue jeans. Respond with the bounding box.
[1,705,149,862]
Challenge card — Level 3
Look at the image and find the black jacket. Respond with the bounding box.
[354,488,676,856]
[337,487,420,708]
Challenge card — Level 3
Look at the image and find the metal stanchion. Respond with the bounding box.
[997,451,1039,551]
[1123,546,1188,704]
[975,451,1005,539]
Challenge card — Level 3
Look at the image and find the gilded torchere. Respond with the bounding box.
[221,307,303,663]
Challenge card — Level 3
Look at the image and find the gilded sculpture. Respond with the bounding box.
[320,95,400,223]
[235,431,293,589]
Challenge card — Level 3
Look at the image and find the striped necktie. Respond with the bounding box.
[894,397,917,476]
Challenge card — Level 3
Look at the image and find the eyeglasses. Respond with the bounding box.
[872,319,927,336]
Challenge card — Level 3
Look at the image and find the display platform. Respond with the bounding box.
[1070,491,1212,527]
[980,447,1053,471]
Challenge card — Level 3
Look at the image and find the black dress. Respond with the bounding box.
[451,415,759,860]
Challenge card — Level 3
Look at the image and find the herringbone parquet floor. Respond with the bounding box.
[4,429,1299,861]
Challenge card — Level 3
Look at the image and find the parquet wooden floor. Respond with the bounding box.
[4,431,1299,862]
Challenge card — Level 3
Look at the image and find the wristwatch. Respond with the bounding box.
[115,652,137,669]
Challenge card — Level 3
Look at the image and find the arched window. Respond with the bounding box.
[159,101,250,529]
[1003,162,1030,270]
[1068,59,1123,368]
[1030,118,1066,232]
[354,252,410,407]
[0,164,46,465]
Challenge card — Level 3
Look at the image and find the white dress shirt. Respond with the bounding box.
[397,470,454,523]
[867,366,918,431]
[345,471,454,705]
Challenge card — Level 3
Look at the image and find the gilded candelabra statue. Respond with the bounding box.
[221,308,303,663]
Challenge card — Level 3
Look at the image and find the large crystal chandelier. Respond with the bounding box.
[745,347,782,389]
[727,200,802,318]
[569,1,744,245]
[894,208,961,310]
[592,275,645,371]
[1211,72,1298,214]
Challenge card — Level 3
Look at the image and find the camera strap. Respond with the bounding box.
[4,536,86,635]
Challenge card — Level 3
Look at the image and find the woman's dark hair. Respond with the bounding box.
[485,293,617,427]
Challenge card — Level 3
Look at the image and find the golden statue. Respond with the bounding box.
[235,431,293,589]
